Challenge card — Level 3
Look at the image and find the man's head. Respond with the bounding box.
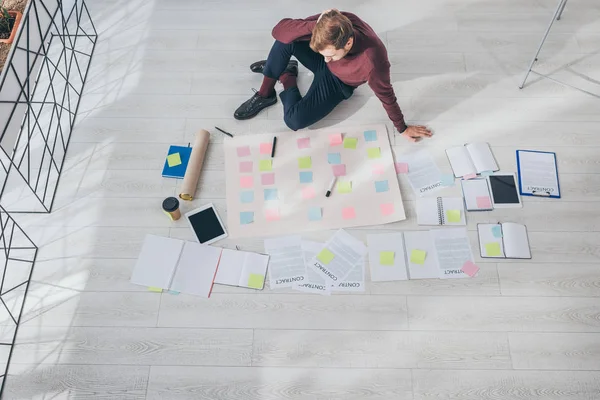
[310,10,354,63]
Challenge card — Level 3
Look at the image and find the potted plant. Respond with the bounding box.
[0,6,22,44]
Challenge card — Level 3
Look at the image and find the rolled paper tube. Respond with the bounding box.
[179,129,210,201]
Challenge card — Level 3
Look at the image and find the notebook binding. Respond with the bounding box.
[437,197,444,225]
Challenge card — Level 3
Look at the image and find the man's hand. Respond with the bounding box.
[401,125,432,142]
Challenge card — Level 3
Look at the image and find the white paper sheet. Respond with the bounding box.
[400,150,443,196]
[131,235,184,289]
[466,142,498,173]
[170,242,222,297]
[331,259,366,292]
[446,146,476,177]
[293,241,331,295]
[503,223,532,259]
[309,229,367,283]
[430,228,474,279]
[264,235,306,289]
[367,232,409,282]
[461,179,493,211]
[403,231,440,279]
[517,150,559,196]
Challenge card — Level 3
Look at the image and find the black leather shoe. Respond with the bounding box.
[234,89,277,120]
[250,59,298,75]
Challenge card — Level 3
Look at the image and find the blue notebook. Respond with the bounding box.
[162,145,192,179]
[516,150,560,198]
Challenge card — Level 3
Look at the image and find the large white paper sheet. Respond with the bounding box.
[309,229,367,284]
[264,235,306,289]
[367,232,409,282]
[399,150,443,196]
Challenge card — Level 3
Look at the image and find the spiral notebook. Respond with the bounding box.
[477,223,531,259]
[416,197,466,226]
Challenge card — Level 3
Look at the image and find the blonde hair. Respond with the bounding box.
[310,10,354,52]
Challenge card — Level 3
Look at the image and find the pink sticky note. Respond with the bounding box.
[329,133,343,146]
[395,162,409,174]
[265,208,280,221]
[240,176,253,188]
[372,164,385,175]
[463,173,477,180]
[260,142,273,155]
[261,173,275,185]
[380,203,394,216]
[237,146,251,157]
[332,164,346,177]
[239,161,253,173]
[461,261,480,277]
[297,137,310,149]
[476,196,492,209]
[342,207,356,219]
[302,186,316,199]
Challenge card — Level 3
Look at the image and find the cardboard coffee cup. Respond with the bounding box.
[162,197,181,221]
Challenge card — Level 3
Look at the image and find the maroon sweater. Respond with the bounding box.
[272,12,407,132]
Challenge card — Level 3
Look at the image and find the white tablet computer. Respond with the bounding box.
[185,203,228,244]
[487,173,522,208]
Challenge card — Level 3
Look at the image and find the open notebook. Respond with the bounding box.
[477,223,531,259]
[461,179,493,211]
[446,142,499,177]
[416,197,466,225]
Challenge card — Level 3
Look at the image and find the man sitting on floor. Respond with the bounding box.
[233,9,432,142]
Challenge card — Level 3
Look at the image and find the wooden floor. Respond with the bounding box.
[5,0,600,398]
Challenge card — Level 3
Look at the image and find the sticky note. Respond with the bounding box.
[329,133,343,146]
[342,207,356,219]
[240,191,254,203]
[167,290,180,295]
[308,207,322,221]
[337,181,352,193]
[481,170,494,176]
[239,161,253,173]
[264,188,278,201]
[240,211,254,224]
[380,203,394,216]
[240,176,253,188]
[297,137,310,149]
[343,137,358,149]
[298,157,312,169]
[317,248,335,264]
[332,164,346,177]
[372,164,385,175]
[364,130,377,142]
[375,180,389,193]
[148,286,162,292]
[302,186,315,199]
[299,171,313,183]
[476,196,492,209]
[380,251,394,265]
[167,153,182,167]
[265,208,280,221]
[492,225,503,238]
[410,249,427,265]
[328,153,342,164]
[463,173,477,180]
[367,147,381,159]
[260,142,272,154]
[460,261,480,277]
[247,273,265,289]
[237,146,251,157]
[395,162,408,174]
[446,209,461,223]
[259,159,272,172]
[485,242,502,257]
[440,174,455,186]
[261,173,275,185]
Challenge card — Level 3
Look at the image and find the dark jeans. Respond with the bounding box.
[263,40,354,131]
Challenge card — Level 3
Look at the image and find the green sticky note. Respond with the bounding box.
[380,251,395,265]
[337,181,352,193]
[410,249,427,265]
[317,248,335,265]
[485,242,502,257]
[259,159,272,171]
[148,286,163,293]
[298,156,312,169]
[367,147,381,159]
[166,152,182,167]
[446,209,461,223]
[343,137,358,149]
[247,273,265,289]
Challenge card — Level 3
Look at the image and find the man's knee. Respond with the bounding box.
[283,111,309,131]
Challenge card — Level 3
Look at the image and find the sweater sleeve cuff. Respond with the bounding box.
[396,122,408,133]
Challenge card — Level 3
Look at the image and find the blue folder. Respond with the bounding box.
[516,150,561,199]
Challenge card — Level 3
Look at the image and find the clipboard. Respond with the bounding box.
[516,150,561,199]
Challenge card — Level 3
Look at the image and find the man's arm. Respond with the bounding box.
[368,60,408,133]
[271,14,320,44]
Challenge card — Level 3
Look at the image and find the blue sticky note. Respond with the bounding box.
[299,171,313,183]
[264,188,278,201]
[167,290,180,295]
[240,212,254,225]
[440,173,455,187]
[364,130,377,142]
[308,207,322,221]
[481,170,494,176]
[240,191,254,203]
[492,225,503,238]
[375,180,389,193]
[328,153,342,165]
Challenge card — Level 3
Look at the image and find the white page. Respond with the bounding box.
[466,142,498,173]
[430,228,473,279]
[170,242,222,297]
[403,231,440,279]
[239,252,270,289]
[214,248,245,286]
[502,223,532,259]
[331,259,365,292]
[446,146,476,177]
[517,151,559,196]
[400,150,443,196]
[367,232,408,281]
[477,223,505,258]
[131,235,184,289]
[441,197,467,226]
[264,235,305,289]
[416,198,442,226]
[309,229,367,283]
[461,179,493,211]
[293,241,330,295]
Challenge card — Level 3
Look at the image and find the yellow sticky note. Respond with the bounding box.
[259,159,272,171]
[298,156,312,169]
[317,248,335,264]
[167,152,182,167]
[380,251,395,265]
[410,249,427,265]
[446,209,461,223]
[247,273,265,289]
[148,286,163,292]
[367,147,381,159]
[343,137,358,149]
[485,242,502,257]
[337,181,352,193]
